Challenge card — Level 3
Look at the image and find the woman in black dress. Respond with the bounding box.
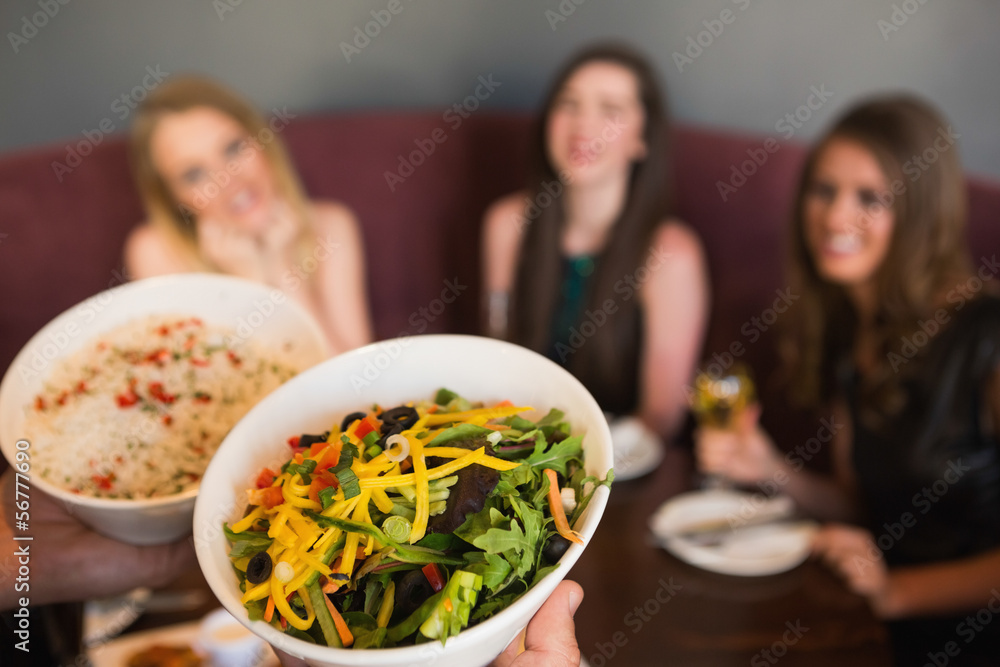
[697,95,1000,665]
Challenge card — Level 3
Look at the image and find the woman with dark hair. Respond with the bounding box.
[697,95,1000,665]
[482,44,709,440]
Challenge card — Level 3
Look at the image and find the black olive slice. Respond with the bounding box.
[298,432,330,449]
[375,423,405,450]
[394,568,435,616]
[246,551,272,584]
[380,406,419,433]
[340,411,366,432]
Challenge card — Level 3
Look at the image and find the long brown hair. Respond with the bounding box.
[508,43,671,410]
[784,95,970,418]
[129,75,312,268]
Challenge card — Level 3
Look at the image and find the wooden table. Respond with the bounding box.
[569,445,892,666]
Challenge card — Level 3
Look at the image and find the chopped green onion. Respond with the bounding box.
[337,468,361,499]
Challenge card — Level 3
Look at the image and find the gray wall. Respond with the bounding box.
[2,0,998,178]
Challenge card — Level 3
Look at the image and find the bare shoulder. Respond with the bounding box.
[482,191,527,243]
[124,223,186,279]
[649,218,706,265]
[309,200,360,237]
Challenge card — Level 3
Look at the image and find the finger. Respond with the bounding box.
[738,403,762,435]
[517,581,583,667]
[492,629,526,667]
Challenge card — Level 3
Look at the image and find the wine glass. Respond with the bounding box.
[689,362,756,488]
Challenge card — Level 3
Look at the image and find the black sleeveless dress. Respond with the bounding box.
[848,295,1000,666]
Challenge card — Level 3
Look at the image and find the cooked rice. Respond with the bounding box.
[24,314,298,499]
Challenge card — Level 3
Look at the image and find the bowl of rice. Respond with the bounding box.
[0,273,330,545]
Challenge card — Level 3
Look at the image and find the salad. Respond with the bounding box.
[224,389,613,648]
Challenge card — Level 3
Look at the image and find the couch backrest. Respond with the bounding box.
[2,113,999,414]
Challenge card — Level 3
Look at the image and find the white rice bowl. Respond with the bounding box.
[0,274,329,545]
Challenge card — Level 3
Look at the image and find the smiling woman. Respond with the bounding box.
[123,76,372,356]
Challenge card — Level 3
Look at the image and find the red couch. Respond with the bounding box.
[2,113,999,448]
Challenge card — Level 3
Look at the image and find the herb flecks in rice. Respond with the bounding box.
[25,315,297,499]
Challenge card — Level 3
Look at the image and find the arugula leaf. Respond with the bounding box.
[536,408,565,426]
[470,497,544,580]
[525,434,583,477]
[223,523,272,558]
[434,388,459,405]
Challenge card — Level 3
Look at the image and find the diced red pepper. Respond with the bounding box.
[354,414,380,440]
[227,350,242,367]
[316,442,343,471]
[148,382,176,404]
[145,348,170,365]
[116,388,140,408]
[34,396,46,411]
[162,414,173,426]
[74,381,87,394]
[92,474,115,490]
[307,471,339,503]
[249,486,284,509]
[287,435,301,449]
[255,467,277,489]
[157,325,170,336]
[56,391,69,406]
[192,392,212,404]
[190,357,210,367]
[422,563,445,592]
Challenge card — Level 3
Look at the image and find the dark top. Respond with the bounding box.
[546,254,643,415]
[847,295,1000,665]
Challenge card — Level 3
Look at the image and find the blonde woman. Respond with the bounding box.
[125,76,372,355]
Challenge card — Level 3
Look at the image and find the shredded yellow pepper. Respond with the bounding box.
[408,434,430,543]
[421,405,531,426]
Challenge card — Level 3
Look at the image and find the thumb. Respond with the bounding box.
[738,402,762,436]
[520,580,583,666]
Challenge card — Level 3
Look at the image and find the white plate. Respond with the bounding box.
[86,610,279,667]
[608,416,663,480]
[83,588,151,646]
[649,489,817,576]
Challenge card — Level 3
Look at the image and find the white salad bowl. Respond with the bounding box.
[0,273,329,545]
[193,334,613,667]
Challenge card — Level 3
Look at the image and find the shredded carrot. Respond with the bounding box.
[324,595,355,647]
[264,595,275,622]
[544,468,583,545]
[444,597,453,612]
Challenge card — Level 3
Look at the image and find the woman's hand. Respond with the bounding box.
[695,405,783,484]
[196,216,267,281]
[0,469,195,610]
[812,524,898,618]
[492,580,583,667]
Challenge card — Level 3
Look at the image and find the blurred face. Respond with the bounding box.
[149,106,276,234]
[545,61,647,188]
[803,138,896,292]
